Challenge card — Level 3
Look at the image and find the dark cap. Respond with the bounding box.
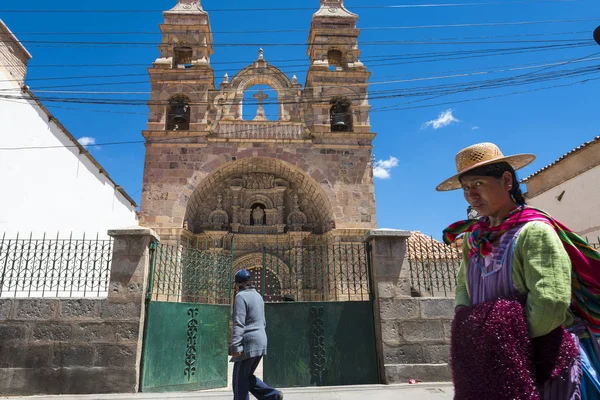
[234,269,252,283]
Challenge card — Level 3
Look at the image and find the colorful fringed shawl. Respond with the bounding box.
[443,206,600,334]
[452,298,579,399]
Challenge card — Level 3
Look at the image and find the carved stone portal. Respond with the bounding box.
[199,173,309,234]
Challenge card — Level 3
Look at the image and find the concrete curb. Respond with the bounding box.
[4,383,454,400]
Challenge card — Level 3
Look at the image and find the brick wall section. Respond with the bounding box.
[0,299,140,395]
[0,227,158,396]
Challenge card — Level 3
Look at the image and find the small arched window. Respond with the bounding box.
[174,47,193,69]
[330,99,352,132]
[327,49,343,71]
[166,96,191,131]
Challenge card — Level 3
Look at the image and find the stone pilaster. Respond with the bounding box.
[107,227,160,392]
[364,229,411,384]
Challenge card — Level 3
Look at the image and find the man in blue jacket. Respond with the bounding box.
[230,269,283,400]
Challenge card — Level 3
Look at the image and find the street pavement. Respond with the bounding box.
[4,383,454,400]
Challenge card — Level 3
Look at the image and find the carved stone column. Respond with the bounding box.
[230,186,242,231]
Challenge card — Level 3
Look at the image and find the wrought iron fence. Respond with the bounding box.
[0,234,113,298]
[147,239,372,305]
[407,234,599,298]
[259,242,371,303]
[148,242,233,304]
[407,233,462,298]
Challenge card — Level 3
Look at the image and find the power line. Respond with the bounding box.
[3,29,590,38]
[1,55,595,96]
[2,75,597,152]
[11,38,591,47]
[0,42,592,85]
[370,75,600,113]
[0,1,579,13]
[1,63,596,108]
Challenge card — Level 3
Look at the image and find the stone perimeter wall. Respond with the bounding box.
[366,231,454,384]
[0,227,158,396]
[380,297,454,383]
[0,299,139,395]
[0,229,454,395]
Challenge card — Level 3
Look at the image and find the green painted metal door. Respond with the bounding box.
[258,242,380,388]
[141,302,230,392]
[263,301,379,387]
[141,241,233,393]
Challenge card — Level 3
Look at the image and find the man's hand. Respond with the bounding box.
[231,352,243,357]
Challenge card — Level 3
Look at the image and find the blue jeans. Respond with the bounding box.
[233,356,280,400]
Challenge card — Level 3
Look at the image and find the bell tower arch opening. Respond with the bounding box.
[166,95,191,131]
[330,98,352,132]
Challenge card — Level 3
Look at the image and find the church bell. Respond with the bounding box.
[331,112,348,130]
[171,104,189,124]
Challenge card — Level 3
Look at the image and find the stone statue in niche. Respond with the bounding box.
[287,194,308,231]
[251,205,266,226]
[208,194,229,230]
[243,173,275,190]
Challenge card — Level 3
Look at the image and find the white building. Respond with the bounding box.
[523,136,600,242]
[0,19,138,238]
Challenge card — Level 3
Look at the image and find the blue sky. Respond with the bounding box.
[1,0,599,238]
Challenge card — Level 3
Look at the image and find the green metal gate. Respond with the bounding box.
[251,241,380,388]
[141,237,379,391]
[140,241,233,392]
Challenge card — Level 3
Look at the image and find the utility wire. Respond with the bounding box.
[1,64,596,108]
[0,42,592,85]
[3,29,590,37]
[1,56,595,96]
[1,75,597,152]
[0,1,579,13]
[11,38,591,47]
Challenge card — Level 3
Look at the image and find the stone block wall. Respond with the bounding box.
[0,299,140,395]
[366,230,454,385]
[379,297,454,383]
[140,143,377,232]
[0,227,158,396]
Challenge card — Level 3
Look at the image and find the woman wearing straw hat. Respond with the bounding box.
[438,142,600,399]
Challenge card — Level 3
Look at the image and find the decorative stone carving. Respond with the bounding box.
[243,173,275,190]
[208,195,229,230]
[287,194,308,232]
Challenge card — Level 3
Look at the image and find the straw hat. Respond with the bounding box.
[436,142,535,191]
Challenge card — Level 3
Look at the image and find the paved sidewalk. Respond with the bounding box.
[3,383,454,400]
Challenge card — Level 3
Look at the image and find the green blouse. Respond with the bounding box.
[455,221,573,338]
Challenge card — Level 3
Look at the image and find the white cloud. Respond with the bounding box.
[78,137,97,146]
[373,156,399,180]
[472,126,480,131]
[422,109,460,130]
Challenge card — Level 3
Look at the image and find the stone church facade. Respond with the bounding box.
[139,0,377,246]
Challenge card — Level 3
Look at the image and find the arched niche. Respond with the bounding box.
[184,158,335,234]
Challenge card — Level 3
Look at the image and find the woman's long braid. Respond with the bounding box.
[510,174,527,206]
